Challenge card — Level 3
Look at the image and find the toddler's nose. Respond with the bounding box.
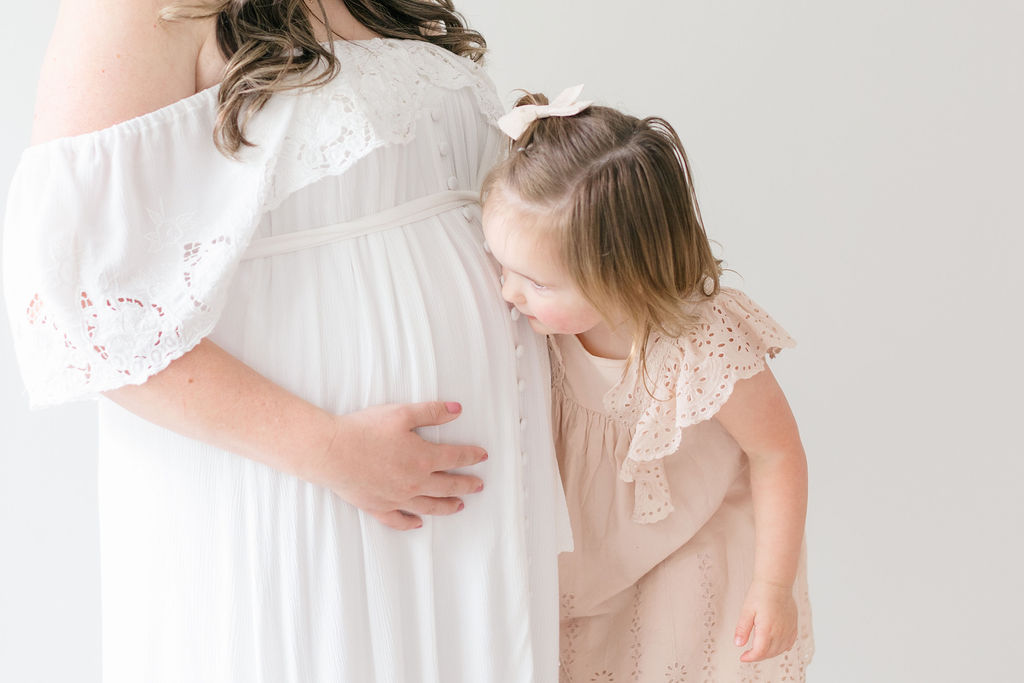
[499,273,524,306]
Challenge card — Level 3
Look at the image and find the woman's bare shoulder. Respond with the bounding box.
[32,0,216,143]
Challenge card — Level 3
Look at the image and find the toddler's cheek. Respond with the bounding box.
[539,311,588,336]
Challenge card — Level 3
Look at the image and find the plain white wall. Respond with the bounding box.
[0,4,103,682]
[2,2,1022,682]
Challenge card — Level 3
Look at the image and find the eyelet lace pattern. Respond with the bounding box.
[550,289,811,681]
[4,39,502,407]
[606,288,796,523]
[557,551,814,682]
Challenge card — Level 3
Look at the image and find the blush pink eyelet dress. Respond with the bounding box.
[551,288,814,683]
[3,39,571,683]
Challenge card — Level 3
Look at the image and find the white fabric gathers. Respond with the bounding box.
[4,38,571,683]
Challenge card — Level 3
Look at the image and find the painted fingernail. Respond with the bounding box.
[457,502,465,511]
[480,451,489,461]
[735,637,743,646]
[445,402,462,414]
[475,482,484,492]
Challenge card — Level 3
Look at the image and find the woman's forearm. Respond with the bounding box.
[104,338,335,479]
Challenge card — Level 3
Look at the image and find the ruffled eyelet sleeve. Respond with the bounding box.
[606,288,796,523]
[3,40,502,408]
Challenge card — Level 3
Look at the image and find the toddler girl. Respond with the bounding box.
[482,87,814,681]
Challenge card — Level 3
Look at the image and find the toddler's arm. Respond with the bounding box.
[715,367,807,662]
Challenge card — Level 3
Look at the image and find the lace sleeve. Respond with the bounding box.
[2,39,502,407]
[606,288,796,523]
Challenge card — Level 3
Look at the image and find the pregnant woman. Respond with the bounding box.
[3,1,569,681]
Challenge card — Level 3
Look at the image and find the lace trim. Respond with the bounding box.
[609,289,796,523]
[262,40,503,212]
[6,39,502,407]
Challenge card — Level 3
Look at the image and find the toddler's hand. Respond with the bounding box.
[733,579,799,663]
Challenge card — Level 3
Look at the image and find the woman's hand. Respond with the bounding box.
[304,401,488,531]
[733,579,799,662]
[107,340,488,532]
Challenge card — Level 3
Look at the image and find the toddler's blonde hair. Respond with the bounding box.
[483,92,722,380]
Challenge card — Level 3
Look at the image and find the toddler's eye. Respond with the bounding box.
[529,280,549,292]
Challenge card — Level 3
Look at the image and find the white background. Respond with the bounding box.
[2,2,1022,681]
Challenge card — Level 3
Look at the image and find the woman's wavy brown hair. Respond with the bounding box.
[482,92,722,384]
[161,0,486,155]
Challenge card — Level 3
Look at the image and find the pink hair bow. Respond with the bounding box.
[497,84,593,140]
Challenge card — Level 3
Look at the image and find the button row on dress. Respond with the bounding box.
[431,104,478,237]
[510,316,530,526]
[432,106,460,195]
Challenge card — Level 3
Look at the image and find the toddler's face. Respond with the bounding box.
[482,197,603,337]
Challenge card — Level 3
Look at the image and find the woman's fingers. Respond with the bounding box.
[320,402,489,525]
[425,471,484,498]
[372,510,423,531]
[431,444,488,472]
[403,400,466,429]
[396,401,489,471]
[403,496,466,516]
[370,495,468,532]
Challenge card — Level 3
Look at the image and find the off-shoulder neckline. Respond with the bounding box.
[22,37,432,155]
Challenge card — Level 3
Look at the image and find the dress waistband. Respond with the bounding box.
[242,190,480,260]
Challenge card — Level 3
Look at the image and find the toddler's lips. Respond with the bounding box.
[512,305,533,319]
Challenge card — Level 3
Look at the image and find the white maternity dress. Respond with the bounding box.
[3,38,570,683]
